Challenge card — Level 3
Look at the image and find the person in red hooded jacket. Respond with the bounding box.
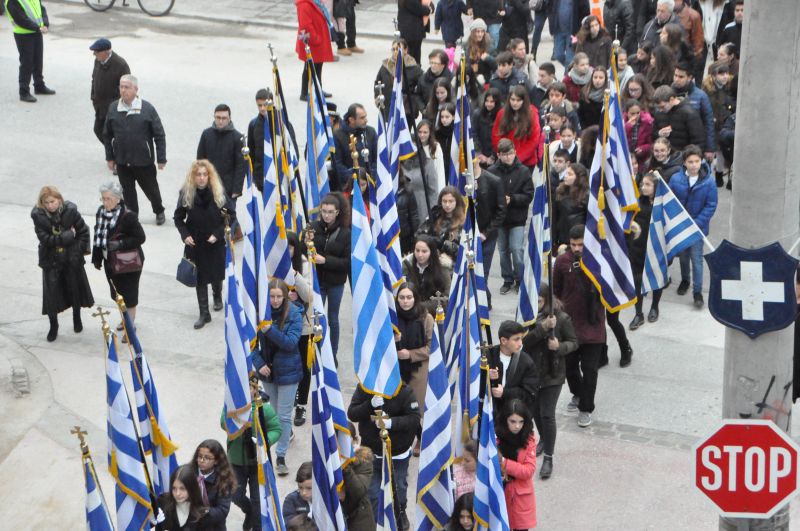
[497,399,537,531]
[296,0,334,101]
[492,85,542,171]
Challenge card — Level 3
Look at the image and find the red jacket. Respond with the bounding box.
[295,0,334,63]
[491,106,542,168]
[624,110,654,167]
[502,435,537,529]
[562,74,585,103]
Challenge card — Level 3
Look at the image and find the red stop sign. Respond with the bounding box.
[693,419,800,518]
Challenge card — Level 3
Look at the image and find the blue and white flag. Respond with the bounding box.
[241,153,269,337]
[518,171,552,325]
[607,60,640,231]
[377,446,399,531]
[473,380,510,531]
[642,177,705,293]
[449,57,476,196]
[465,207,490,326]
[304,58,333,221]
[351,182,402,398]
[273,67,306,234]
[581,91,638,312]
[223,244,255,438]
[105,333,153,531]
[388,45,416,193]
[82,455,114,531]
[255,402,286,531]
[263,108,293,287]
[121,308,178,497]
[415,325,454,531]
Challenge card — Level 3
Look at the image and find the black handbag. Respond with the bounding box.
[176,256,197,287]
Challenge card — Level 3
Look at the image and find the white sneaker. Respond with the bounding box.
[566,395,580,414]
[577,411,592,428]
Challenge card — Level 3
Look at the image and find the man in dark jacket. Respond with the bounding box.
[547,0,590,66]
[553,224,606,428]
[475,161,506,284]
[7,0,54,102]
[602,0,636,53]
[348,383,420,531]
[672,63,716,160]
[488,320,539,412]
[375,40,424,123]
[247,88,272,191]
[416,49,453,107]
[397,0,433,64]
[651,85,705,151]
[104,74,167,224]
[489,139,534,294]
[332,103,378,190]
[488,51,528,101]
[640,0,684,49]
[90,38,130,144]
[716,0,742,55]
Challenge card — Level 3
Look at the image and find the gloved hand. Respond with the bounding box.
[371,395,384,408]
[107,240,122,252]
[375,417,392,430]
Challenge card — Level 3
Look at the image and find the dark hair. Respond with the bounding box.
[395,282,424,319]
[428,48,449,66]
[623,74,654,110]
[344,103,365,125]
[539,62,556,77]
[553,148,570,161]
[498,85,533,139]
[578,126,599,167]
[463,439,478,460]
[496,399,534,459]
[647,46,676,87]
[581,68,608,102]
[507,37,526,51]
[559,124,576,136]
[214,103,231,115]
[682,144,703,161]
[162,465,206,525]
[480,87,503,121]
[652,85,676,103]
[449,492,475,529]
[416,118,439,157]
[537,281,563,314]
[286,514,317,531]
[191,439,237,497]
[320,192,351,227]
[674,60,693,76]
[392,37,408,50]
[437,102,457,128]
[255,88,271,101]
[549,106,567,119]
[435,186,466,232]
[547,81,567,97]
[495,51,514,65]
[625,98,643,111]
[286,231,305,276]
[497,138,515,154]
[577,14,609,43]
[498,320,525,339]
[409,235,449,296]
[661,23,684,52]
[569,224,586,240]
[296,461,312,483]
[719,42,738,59]
[708,61,730,75]
[426,77,453,120]
[268,278,291,328]
[556,162,590,203]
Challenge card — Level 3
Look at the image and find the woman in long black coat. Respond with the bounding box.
[32,186,94,342]
[397,0,433,64]
[174,160,235,329]
[92,181,146,330]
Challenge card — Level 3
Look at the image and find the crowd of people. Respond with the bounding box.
[21,0,747,528]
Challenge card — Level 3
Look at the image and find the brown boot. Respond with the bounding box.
[337,48,352,56]
[348,45,365,53]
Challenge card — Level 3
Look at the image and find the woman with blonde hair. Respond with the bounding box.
[174,160,235,329]
[32,185,94,342]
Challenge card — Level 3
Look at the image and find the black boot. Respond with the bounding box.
[715,171,724,187]
[194,286,212,329]
[598,344,609,368]
[540,456,553,479]
[47,314,58,342]
[620,343,633,368]
[73,307,83,333]
[212,281,223,311]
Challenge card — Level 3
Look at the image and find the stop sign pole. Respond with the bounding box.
[720,0,800,529]
[693,420,800,520]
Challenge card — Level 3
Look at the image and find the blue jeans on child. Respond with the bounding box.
[368,455,411,516]
[320,283,344,363]
[487,23,501,54]
[263,381,299,457]
[552,32,574,66]
[498,226,525,285]
[679,239,705,294]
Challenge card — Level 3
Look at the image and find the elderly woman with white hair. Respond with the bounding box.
[92,181,146,330]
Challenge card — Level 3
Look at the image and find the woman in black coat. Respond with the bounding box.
[92,181,146,330]
[174,160,235,329]
[32,186,94,342]
[397,0,433,64]
[627,171,664,330]
[472,88,502,168]
[396,170,421,255]
[552,162,589,249]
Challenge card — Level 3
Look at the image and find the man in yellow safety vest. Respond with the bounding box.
[5,0,55,102]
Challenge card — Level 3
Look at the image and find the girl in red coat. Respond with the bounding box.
[492,85,541,170]
[497,398,537,530]
[296,0,335,101]
[624,99,654,168]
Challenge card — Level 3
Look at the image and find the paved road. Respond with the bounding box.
[0,2,797,529]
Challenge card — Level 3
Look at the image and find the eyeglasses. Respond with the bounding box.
[196,455,215,462]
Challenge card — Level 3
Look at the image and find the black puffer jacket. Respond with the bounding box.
[602,0,635,53]
[488,158,534,227]
[347,384,421,457]
[397,184,421,255]
[416,205,462,261]
[626,194,652,274]
[309,219,351,287]
[197,122,245,198]
[553,190,588,246]
[651,100,705,151]
[647,150,683,182]
[522,308,579,388]
[375,56,425,122]
[468,0,502,25]
[475,169,506,240]
[104,99,167,166]
[32,202,90,268]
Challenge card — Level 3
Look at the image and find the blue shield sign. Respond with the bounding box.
[704,240,798,339]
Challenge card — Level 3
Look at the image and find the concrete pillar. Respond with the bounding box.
[720,0,800,529]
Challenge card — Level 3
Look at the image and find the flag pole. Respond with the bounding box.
[462,234,474,443]
[541,125,556,329]
[72,425,116,531]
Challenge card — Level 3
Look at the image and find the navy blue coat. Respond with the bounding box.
[254,303,304,385]
[668,162,717,235]
[434,0,468,45]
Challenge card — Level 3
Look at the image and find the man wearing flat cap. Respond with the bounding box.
[90,38,130,145]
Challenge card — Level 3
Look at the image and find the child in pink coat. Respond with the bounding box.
[497,399,537,530]
[624,99,654,168]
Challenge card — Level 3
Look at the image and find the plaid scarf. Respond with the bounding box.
[93,204,122,250]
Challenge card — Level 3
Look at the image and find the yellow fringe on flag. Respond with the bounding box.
[149,416,178,457]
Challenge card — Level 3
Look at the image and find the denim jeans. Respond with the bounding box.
[552,31,574,66]
[263,381,299,457]
[487,23,502,54]
[532,384,562,456]
[232,464,261,530]
[368,455,411,517]
[529,10,548,59]
[497,226,525,285]
[678,239,705,294]
[320,283,345,362]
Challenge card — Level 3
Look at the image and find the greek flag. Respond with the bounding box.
[241,153,269,336]
[449,55,476,196]
[371,111,405,327]
[414,325,454,531]
[581,91,638,312]
[304,57,332,221]
[518,171,552,325]
[273,66,306,233]
[388,45,416,192]
[255,404,286,531]
[465,206,490,326]
[121,308,178,497]
[105,333,152,531]
[82,454,114,531]
[444,237,482,453]
[377,448,399,531]
[223,243,255,438]
[473,381,510,531]
[642,178,704,293]
[263,107,293,287]
[608,60,640,231]
[351,182,402,397]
